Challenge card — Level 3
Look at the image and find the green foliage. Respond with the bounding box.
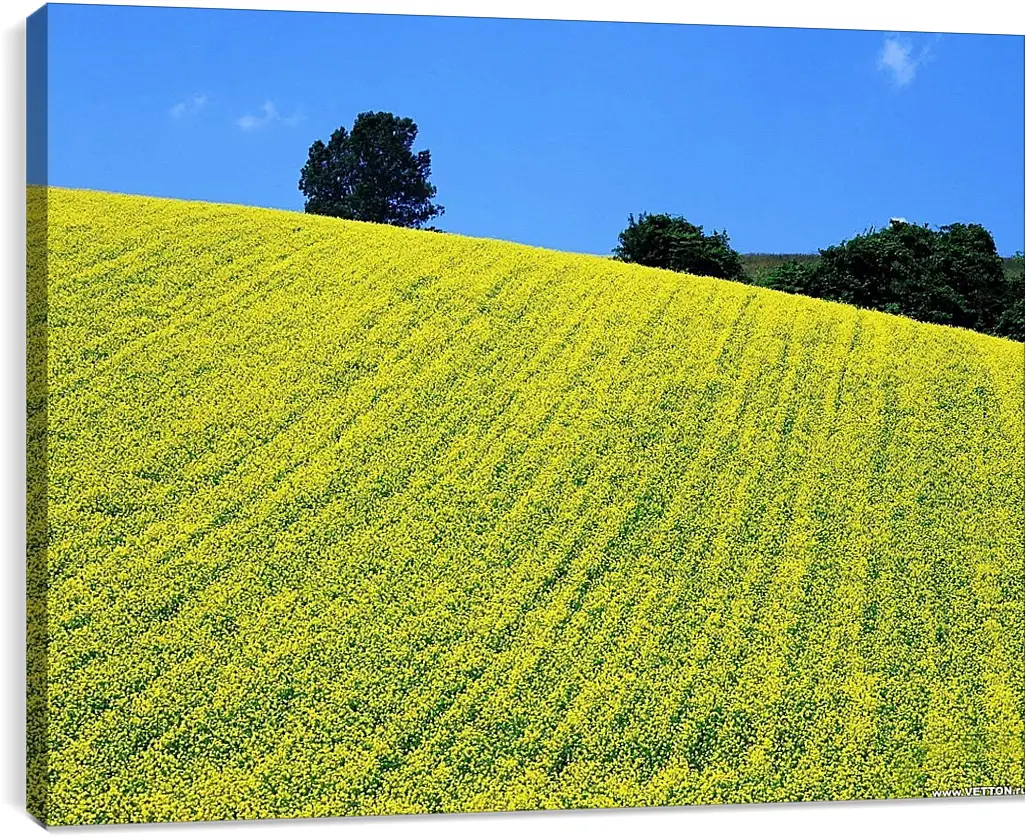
[995,252,1024,342]
[763,220,1018,339]
[298,111,443,228]
[753,259,817,295]
[739,253,819,287]
[612,213,745,281]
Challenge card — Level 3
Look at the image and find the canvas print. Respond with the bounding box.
[26,2,1025,827]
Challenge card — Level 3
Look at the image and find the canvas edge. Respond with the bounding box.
[26,2,49,827]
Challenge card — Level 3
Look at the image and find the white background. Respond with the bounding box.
[2,1,1024,836]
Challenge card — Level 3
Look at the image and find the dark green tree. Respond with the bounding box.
[299,111,443,228]
[763,219,1016,339]
[612,213,745,281]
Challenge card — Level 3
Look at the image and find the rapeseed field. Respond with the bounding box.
[27,186,1025,824]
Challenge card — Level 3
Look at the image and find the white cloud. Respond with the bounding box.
[878,35,933,87]
[170,93,208,119]
[236,100,302,131]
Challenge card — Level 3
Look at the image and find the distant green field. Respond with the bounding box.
[1002,253,1026,284]
[739,253,820,285]
[30,187,1025,825]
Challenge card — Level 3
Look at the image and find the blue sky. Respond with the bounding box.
[37,4,1025,255]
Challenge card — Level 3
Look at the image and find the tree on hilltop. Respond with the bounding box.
[299,111,443,228]
[763,219,1016,338]
[612,213,746,281]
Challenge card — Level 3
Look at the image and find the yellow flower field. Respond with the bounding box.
[27,186,1025,824]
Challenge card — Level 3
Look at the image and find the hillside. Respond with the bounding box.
[28,187,1025,824]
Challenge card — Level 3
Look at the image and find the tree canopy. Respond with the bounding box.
[298,111,443,228]
[612,213,745,281]
[763,220,1019,339]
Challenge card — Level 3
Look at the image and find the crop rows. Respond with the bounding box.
[28,186,1025,824]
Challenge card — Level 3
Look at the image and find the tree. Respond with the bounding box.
[612,213,745,281]
[763,219,1016,339]
[298,111,443,228]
